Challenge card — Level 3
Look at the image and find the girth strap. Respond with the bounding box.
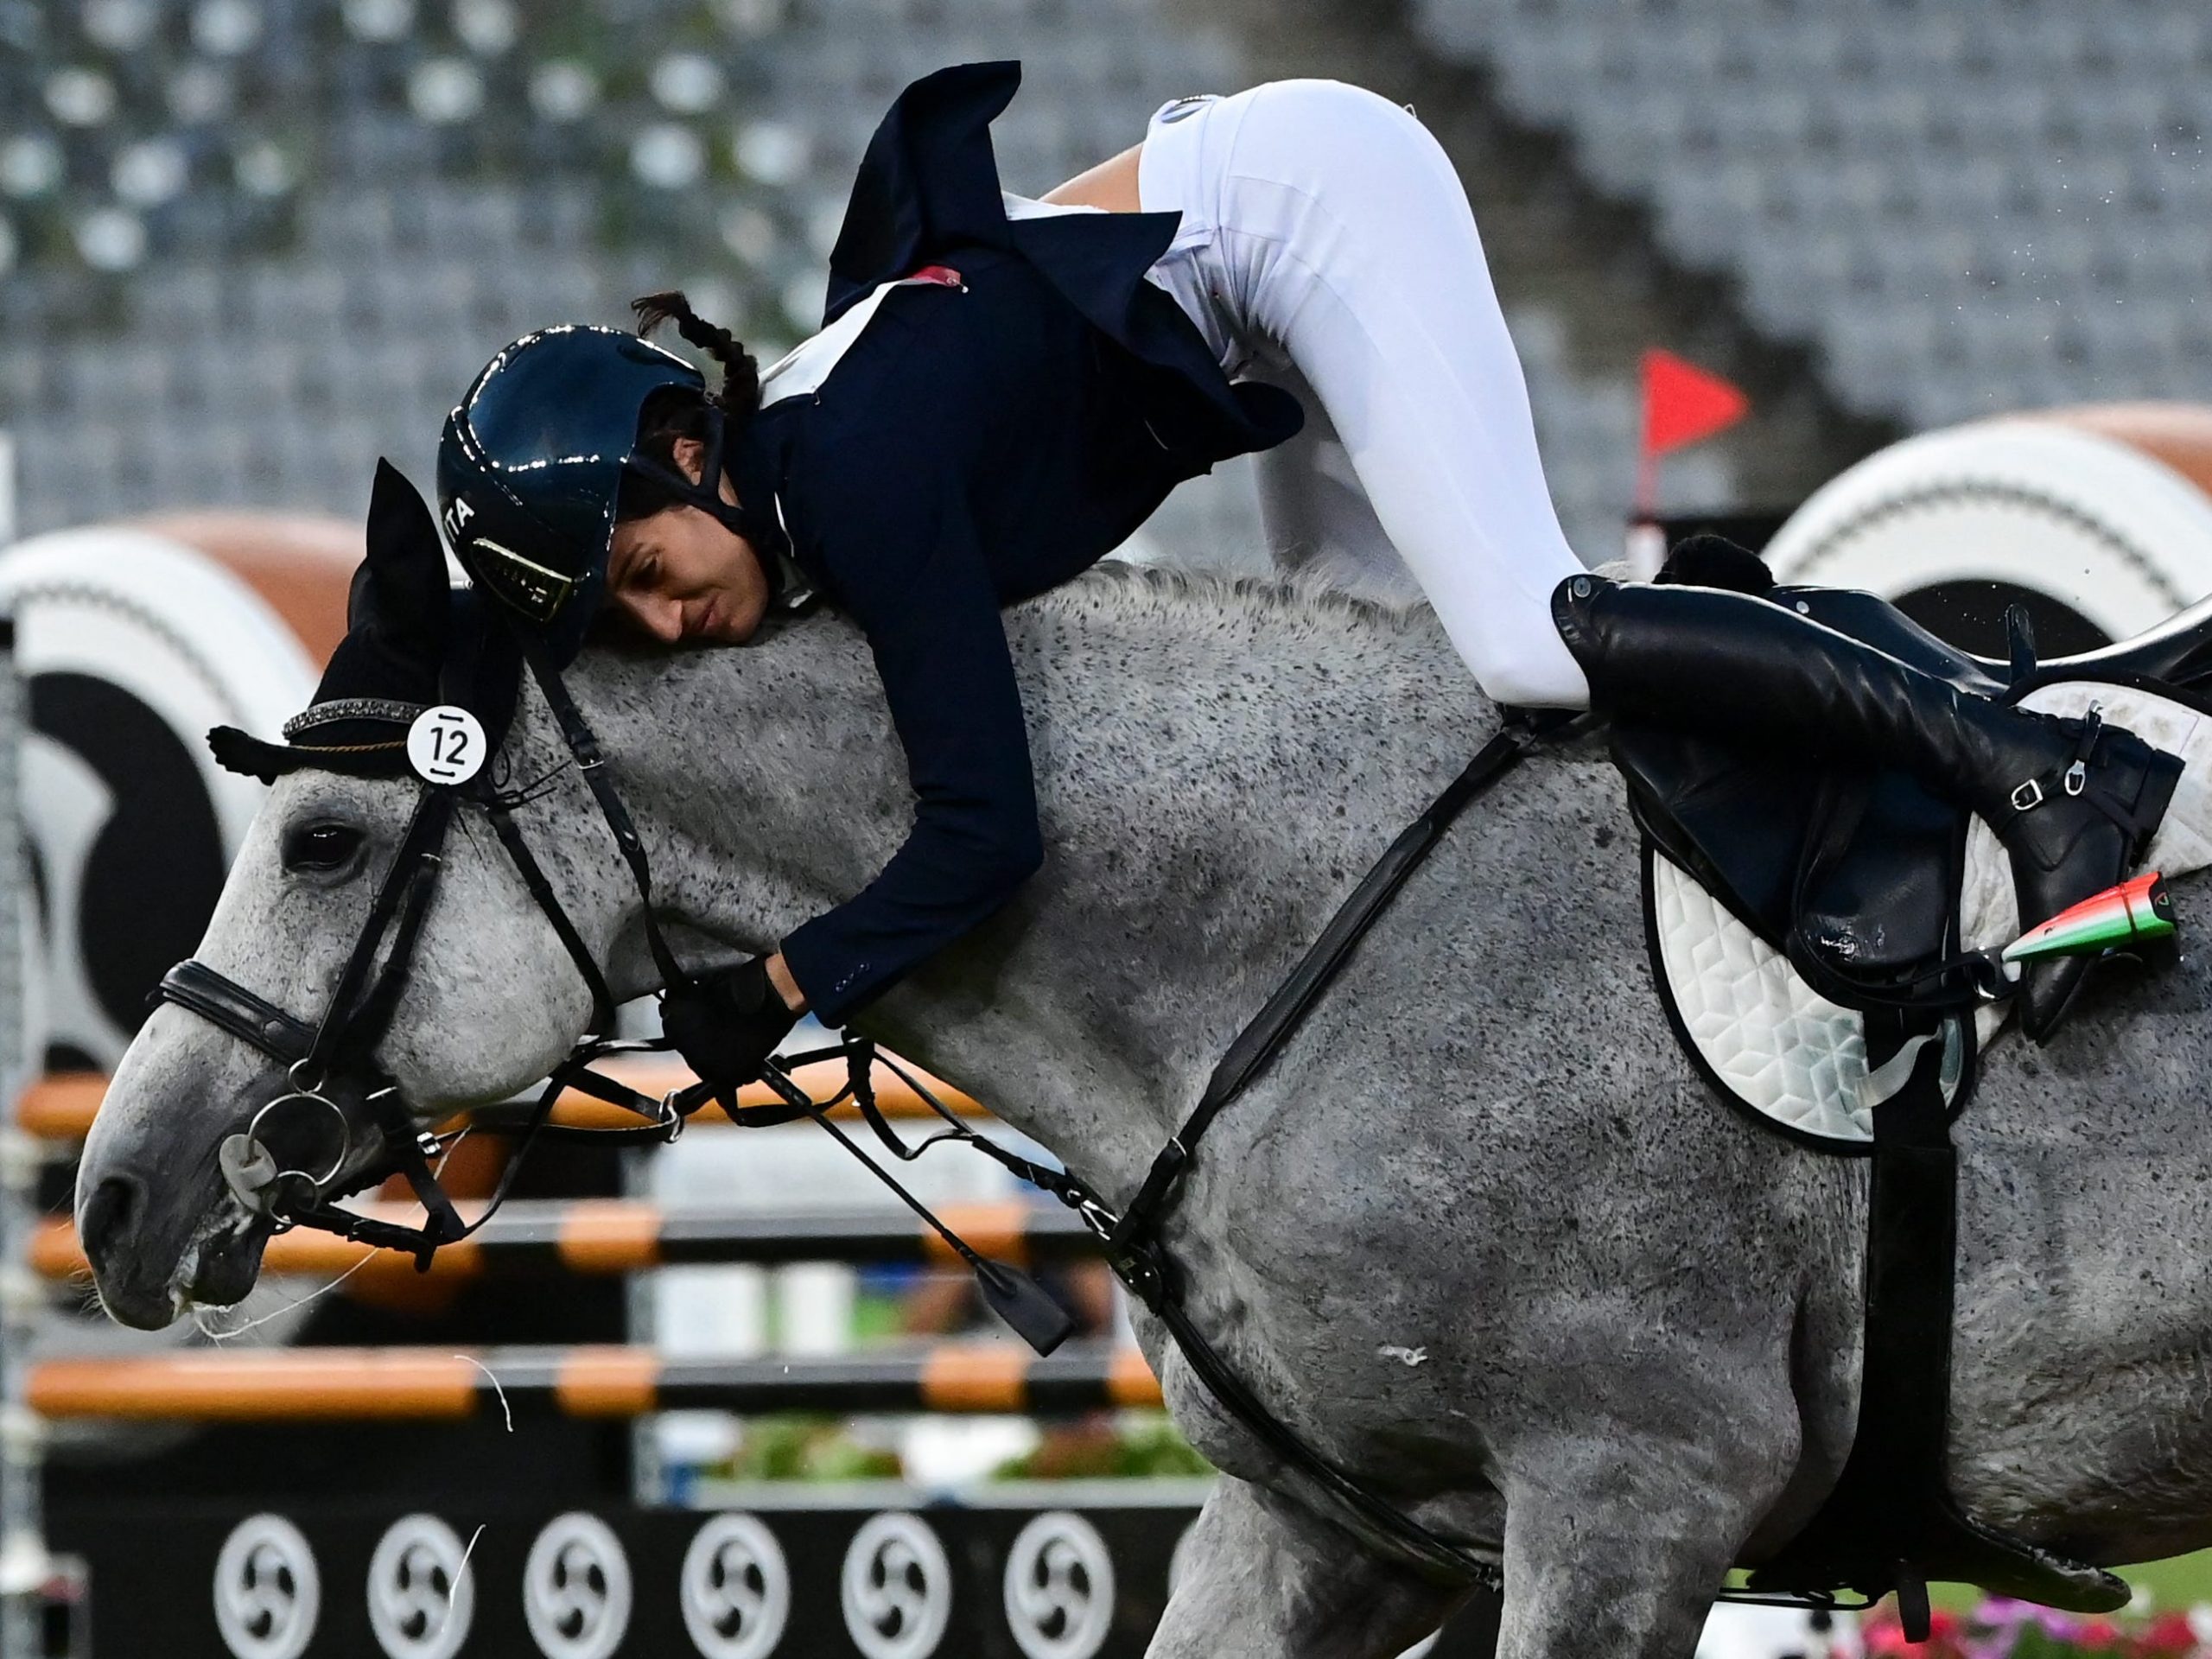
[1741,1033,2128,1624]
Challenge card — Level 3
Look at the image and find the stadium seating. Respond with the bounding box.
[1414,0,2212,432]
[0,0,1694,569]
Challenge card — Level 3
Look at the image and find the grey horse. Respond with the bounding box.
[74,560,2212,1656]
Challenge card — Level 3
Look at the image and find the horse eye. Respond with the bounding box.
[283,822,364,874]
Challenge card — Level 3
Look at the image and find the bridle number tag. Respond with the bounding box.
[408,706,486,785]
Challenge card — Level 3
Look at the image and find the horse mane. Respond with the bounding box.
[1026,556,1435,645]
[583,550,1468,739]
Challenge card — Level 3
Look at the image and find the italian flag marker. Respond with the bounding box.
[2002,872,2177,964]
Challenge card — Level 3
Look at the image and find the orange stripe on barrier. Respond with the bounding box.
[17,1073,106,1140]
[1109,1346,1166,1408]
[27,1350,484,1421]
[16,1057,989,1141]
[556,1347,660,1417]
[557,1200,664,1274]
[924,1202,1031,1267]
[28,1220,87,1281]
[254,1230,386,1276]
[920,1344,1031,1413]
[261,1225,486,1280]
[29,1212,485,1281]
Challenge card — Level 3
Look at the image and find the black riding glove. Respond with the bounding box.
[659,956,800,1090]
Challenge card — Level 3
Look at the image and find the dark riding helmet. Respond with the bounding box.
[437,323,789,664]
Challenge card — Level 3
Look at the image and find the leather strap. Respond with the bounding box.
[524,641,693,994]
[2005,603,2038,685]
[298,788,457,1086]
[1075,719,1552,1589]
[156,960,316,1065]
[1113,722,1541,1250]
[1154,1287,1497,1586]
[484,798,620,1034]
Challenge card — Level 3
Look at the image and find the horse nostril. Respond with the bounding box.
[79,1173,143,1267]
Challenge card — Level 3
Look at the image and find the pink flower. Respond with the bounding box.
[2134,1610,2197,1657]
[2076,1617,2122,1650]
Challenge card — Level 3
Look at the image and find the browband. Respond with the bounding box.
[282,698,426,740]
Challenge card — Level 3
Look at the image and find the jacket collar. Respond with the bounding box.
[823,60,1022,326]
[815,58,1304,476]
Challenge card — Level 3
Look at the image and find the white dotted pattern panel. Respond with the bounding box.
[1650,849,1877,1145]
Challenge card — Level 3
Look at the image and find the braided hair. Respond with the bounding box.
[618,289,763,520]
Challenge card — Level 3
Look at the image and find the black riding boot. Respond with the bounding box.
[1552,574,2182,1040]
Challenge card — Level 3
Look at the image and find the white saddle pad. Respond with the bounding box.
[1651,681,2212,1150]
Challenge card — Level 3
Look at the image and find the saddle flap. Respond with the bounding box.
[1788,769,1970,1004]
[1612,722,1821,942]
[1607,581,1987,1015]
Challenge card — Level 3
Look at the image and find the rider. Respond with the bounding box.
[437,62,2178,1082]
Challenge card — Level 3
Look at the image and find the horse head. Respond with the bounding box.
[74,467,633,1329]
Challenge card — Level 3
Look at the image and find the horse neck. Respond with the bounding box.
[563,565,1498,1192]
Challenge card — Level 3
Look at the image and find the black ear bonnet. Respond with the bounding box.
[208,461,524,784]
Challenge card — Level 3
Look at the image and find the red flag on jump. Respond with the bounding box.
[1637,348,1749,512]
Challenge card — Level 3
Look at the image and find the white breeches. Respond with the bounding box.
[1138,80,1593,709]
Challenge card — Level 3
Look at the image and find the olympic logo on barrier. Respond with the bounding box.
[523,1513,634,1659]
[841,1511,954,1659]
[366,1515,476,1659]
[680,1512,792,1659]
[213,1515,321,1659]
[1002,1511,1116,1659]
[195,1505,1174,1657]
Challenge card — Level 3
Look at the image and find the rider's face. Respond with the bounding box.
[605,436,770,647]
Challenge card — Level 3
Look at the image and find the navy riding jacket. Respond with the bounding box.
[741,60,1302,1023]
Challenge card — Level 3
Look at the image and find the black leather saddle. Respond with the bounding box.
[1617,584,1990,1022]
[1605,556,2212,1628]
[1618,580,2212,1023]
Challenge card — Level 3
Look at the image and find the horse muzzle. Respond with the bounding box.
[75,1154,253,1330]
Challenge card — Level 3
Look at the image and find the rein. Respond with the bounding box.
[160,642,1572,1592]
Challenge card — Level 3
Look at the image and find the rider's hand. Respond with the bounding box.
[659,956,801,1090]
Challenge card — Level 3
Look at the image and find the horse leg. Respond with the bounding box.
[1147,1476,1474,1659]
[1492,1416,1799,1659]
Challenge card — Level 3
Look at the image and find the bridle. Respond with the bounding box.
[159,639,1082,1363]
[160,643,714,1268]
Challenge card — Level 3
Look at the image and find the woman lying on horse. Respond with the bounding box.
[435,60,2178,1082]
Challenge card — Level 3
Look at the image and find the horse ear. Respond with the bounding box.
[350,459,450,652]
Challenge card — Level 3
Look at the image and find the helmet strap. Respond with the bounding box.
[625,409,812,613]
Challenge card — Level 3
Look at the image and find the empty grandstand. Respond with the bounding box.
[1,0,1751,569]
[12,2,2206,587]
[1415,0,2212,433]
